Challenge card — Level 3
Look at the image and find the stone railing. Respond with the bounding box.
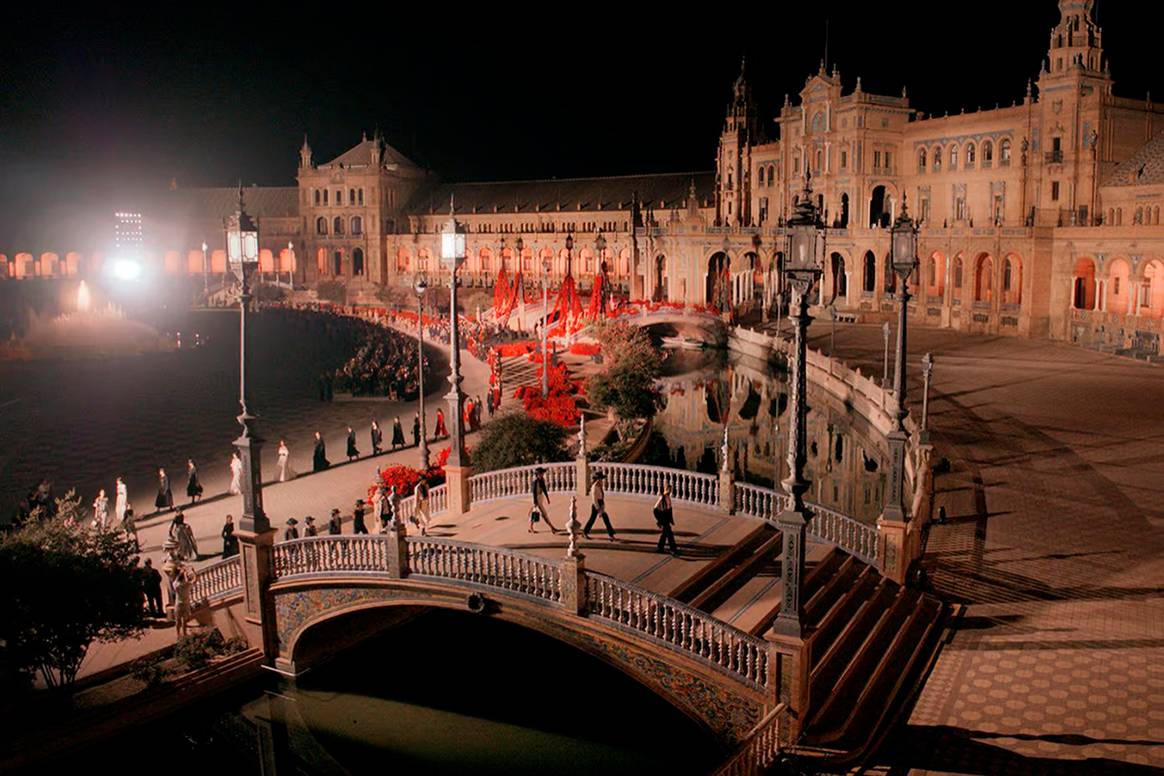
[407,536,562,604]
[733,481,880,566]
[190,555,241,603]
[713,704,787,776]
[468,462,575,503]
[591,462,719,507]
[395,483,450,524]
[585,571,769,690]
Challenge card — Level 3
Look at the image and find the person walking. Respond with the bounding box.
[174,563,196,637]
[328,508,343,535]
[529,467,560,534]
[371,419,383,455]
[414,478,431,536]
[283,517,300,541]
[434,408,448,438]
[155,467,174,513]
[583,471,616,541]
[142,557,164,618]
[391,417,405,450]
[304,516,318,537]
[221,514,239,557]
[92,489,110,530]
[169,510,199,561]
[229,452,243,494]
[277,440,294,482]
[653,483,679,556]
[352,499,368,535]
[313,431,330,472]
[346,426,360,462]
[123,503,139,549]
[486,389,494,418]
[186,459,204,504]
[114,476,128,526]
[411,413,421,448]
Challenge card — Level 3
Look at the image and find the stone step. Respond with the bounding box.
[667,523,771,603]
[689,531,783,613]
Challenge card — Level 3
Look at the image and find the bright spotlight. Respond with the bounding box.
[110,258,142,281]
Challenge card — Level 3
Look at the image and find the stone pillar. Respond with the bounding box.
[445,465,472,515]
[386,518,409,578]
[765,629,810,736]
[719,469,735,514]
[236,527,278,659]
[560,554,587,615]
[877,514,908,585]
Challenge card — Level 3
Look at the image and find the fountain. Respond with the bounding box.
[0,280,174,360]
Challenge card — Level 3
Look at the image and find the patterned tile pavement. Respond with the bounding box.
[793,322,1164,774]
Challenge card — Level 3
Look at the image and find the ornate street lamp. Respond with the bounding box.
[515,235,526,332]
[440,197,471,513]
[201,240,209,297]
[542,253,552,399]
[920,352,934,445]
[595,230,608,312]
[773,173,824,640]
[225,186,267,535]
[415,273,430,469]
[286,241,294,289]
[884,198,920,523]
[565,232,574,276]
[881,321,892,389]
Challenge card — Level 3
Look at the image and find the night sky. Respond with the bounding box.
[0,1,1160,249]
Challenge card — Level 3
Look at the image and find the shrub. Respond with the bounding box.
[317,280,347,304]
[173,629,246,672]
[471,412,570,472]
[130,655,170,688]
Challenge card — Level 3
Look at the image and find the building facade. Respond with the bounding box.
[4,1,1160,353]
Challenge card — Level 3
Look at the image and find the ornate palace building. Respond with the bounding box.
[3,0,1161,353]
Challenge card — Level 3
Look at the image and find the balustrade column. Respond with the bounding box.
[387,519,409,578]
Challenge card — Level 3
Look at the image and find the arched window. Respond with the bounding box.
[975,255,994,301]
[953,256,964,298]
[322,189,329,205]
[863,251,876,293]
[768,164,776,183]
[1003,259,1013,291]
[1000,138,1012,167]
[758,166,765,185]
[918,148,927,173]
[351,216,362,235]
[982,140,994,167]
[816,149,823,173]
[352,248,364,276]
[358,189,365,206]
[348,188,356,205]
[333,216,344,235]
[933,146,943,172]
[316,216,327,235]
[929,256,938,286]
[1135,207,1144,225]
[313,189,320,206]
[334,190,342,205]
[966,143,976,168]
[949,145,958,171]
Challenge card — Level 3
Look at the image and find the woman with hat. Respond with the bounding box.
[583,471,616,541]
[221,514,238,558]
[352,500,368,535]
[169,510,199,561]
[303,515,318,537]
[328,508,343,535]
[283,517,300,541]
[529,467,560,534]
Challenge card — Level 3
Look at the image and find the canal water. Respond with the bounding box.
[50,610,724,774]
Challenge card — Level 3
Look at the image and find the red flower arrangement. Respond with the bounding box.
[569,342,601,356]
[496,341,538,358]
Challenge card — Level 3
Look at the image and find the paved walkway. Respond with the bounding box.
[790,321,1164,773]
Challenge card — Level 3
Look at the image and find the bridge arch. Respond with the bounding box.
[272,576,768,743]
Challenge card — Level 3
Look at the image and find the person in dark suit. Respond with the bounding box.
[283,517,300,541]
[411,414,421,448]
[392,417,406,450]
[142,558,164,617]
[221,514,239,558]
[352,499,368,535]
[328,508,343,535]
[346,426,360,461]
[653,483,679,555]
[313,431,330,472]
[371,420,383,455]
[155,468,174,513]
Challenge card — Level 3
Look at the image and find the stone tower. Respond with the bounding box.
[716,58,762,227]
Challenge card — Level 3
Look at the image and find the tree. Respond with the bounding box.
[0,490,146,694]
[471,412,570,473]
[587,358,665,422]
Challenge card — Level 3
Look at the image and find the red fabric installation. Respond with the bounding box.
[547,274,585,337]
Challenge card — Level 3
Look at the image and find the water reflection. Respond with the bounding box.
[653,349,890,523]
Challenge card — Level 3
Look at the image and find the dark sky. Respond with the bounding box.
[0,1,1160,250]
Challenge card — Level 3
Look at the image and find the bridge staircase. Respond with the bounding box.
[785,548,949,767]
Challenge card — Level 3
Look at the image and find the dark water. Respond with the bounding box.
[46,611,723,775]
[0,291,447,523]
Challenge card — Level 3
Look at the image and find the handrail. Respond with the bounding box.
[713,704,787,776]
[407,536,562,604]
[190,555,241,603]
[468,461,575,503]
[591,462,719,507]
[584,570,769,690]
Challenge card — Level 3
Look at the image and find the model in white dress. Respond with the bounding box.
[114,478,128,525]
[277,440,295,482]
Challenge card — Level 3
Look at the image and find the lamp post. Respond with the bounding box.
[884,198,920,524]
[595,230,607,312]
[542,254,552,399]
[286,241,294,289]
[415,273,430,469]
[515,235,525,332]
[828,303,837,355]
[772,173,824,640]
[881,320,891,389]
[920,352,934,445]
[201,240,209,298]
[565,232,574,277]
[440,197,471,513]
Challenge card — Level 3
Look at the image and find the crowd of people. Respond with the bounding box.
[326,321,430,400]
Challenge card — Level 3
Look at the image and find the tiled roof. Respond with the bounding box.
[406,171,715,216]
[1104,131,1164,187]
[321,138,418,170]
[159,186,300,220]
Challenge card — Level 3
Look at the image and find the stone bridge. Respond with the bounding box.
[192,457,945,772]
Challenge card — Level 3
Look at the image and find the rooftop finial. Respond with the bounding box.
[449,193,455,216]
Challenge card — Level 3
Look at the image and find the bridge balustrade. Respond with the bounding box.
[407,536,563,604]
[591,462,719,506]
[190,555,241,604]
[468,462,576,503]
